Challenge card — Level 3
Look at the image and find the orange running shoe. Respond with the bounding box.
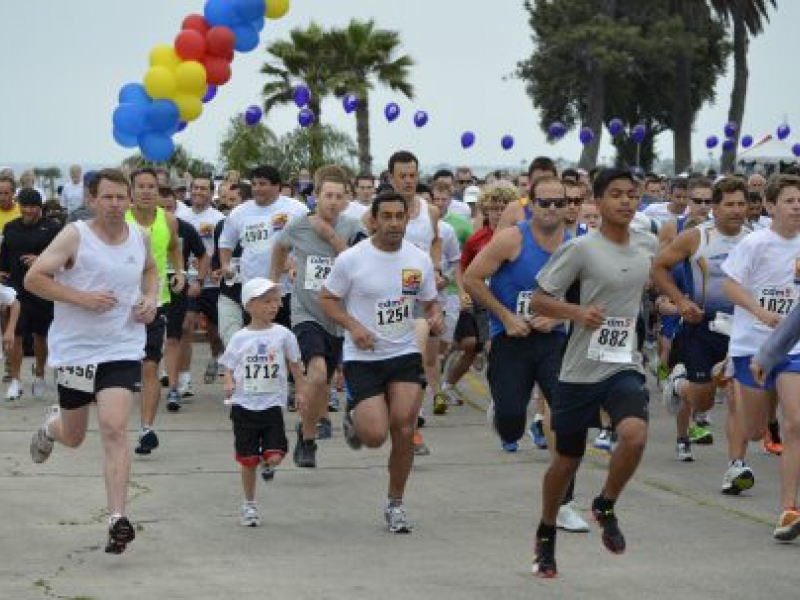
[413,430,430,456]
[764,423,784,456]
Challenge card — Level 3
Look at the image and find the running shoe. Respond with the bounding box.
[105,515,136,554]
[693,412,712,427]
[688,423,713,445]
[591,497,626,555]
[432,391,448,415]
[593,428,612,453]
[239,501,261,527]
[532,537,557,578]
[32,377,47,399]
[676,439,693,462]
[656,364,670,383]
[473,351,486,373]
[177,380,194,398]
[384,504,413,534]
[30,405,60,464]
[294,424,318,468]
[159,370,169,387]
[5,379,22,402]
[528,419,548,450]
[413,430,430,456]
[135,428,159,455]
[501,441,518,453]
[203,360,218,384]
[166,389,181,412]
[328,388,340,412]
[316,417,332,440]
[287,382,296,412]
[342,410,362,450]
[661,364,686,416]
[764,422,783,456]
[773,509,800,542]
[557,502,590,533]
[260,462,276,482]
[721,460,754,495]
[441,384,463,406]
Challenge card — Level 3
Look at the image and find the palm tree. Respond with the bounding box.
[219,113,278,174]
[327,20,414,174]
[261,23,339,173]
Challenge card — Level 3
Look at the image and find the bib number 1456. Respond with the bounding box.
[57,365,97,394]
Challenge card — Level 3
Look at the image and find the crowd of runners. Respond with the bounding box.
[2,154,800,576]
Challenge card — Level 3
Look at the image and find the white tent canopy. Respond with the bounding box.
[738,135,794,160]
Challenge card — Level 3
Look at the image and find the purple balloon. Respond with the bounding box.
[741,134,753,148]
[579,127,595,145]
[298,108,315,128]
[293,85,310,108]
[724,121,738,138]
[384,102,400,123]
[608,118,624,137]
[793,143,800,157]
[722,139,736,152]
[777,125,791,140]
[706,135,719,149]
[501,135,514,151]
[244,105,262,126]
[413,110,428,128]
[461,131,476,149]
[342,93,359,114]
[548,121,566,139]
[202,85,218,104]
[176,121,188,133]
[631,124,646,144]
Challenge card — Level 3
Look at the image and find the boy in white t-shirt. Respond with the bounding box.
[0,284,19,359]
[219,278,306,528]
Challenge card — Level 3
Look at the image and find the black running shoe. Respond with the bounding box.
[261,463,275,482]
[166,389,181,413]
[532,537,557,578]
[591,497,626,555]
[295,439,317,468]
[135,429,159,455]
[105,516,135,554]
[316,417,332,440]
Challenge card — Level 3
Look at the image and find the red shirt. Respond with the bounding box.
[460,226,494,270]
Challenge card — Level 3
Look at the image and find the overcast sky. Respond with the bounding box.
[1,0,797,173]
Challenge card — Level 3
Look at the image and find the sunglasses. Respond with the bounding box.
[690,197,714,205]
[457,180,472,185]
[566,197,584,206]
[536,197,567,209]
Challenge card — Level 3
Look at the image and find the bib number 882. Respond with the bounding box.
[597,328,628,348]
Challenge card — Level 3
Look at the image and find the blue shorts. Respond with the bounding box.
[733,354,800,391]
[660,315,680,340]
[675,320,729,383]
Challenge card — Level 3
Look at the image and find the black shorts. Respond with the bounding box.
[487,331,565,417]
[551,370,649,435]
[454,307,489,348]
[275,294,292,329]
[343,353,426,405]
[230,405,288,466]
[294,321,343,382]
[15,300,53,337]
[165,291,188,340]
[187,287,219,325]
[57,360,142,410]
[675,320,729,383]
[144,311,167,362]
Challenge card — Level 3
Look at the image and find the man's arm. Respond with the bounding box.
[723,277,781,329]
[270,240,290,283]
[428,204,442,271]
[497,201,523,231]
[166,213,185,292]
[532,290,605,330]
[651,229,703,323]
[319,287,376,351]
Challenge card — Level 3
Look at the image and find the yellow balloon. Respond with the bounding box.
[144,66,178,100]
[174,94,203,122]
[149,45,181,71]
[176,61,208,97]
[266,0,290,19]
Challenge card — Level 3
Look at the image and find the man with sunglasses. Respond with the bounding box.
[657,178,714,247]
[563,181,590,238]
[644,177,690,228]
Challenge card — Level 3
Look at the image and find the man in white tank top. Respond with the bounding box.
[25,169,159,555]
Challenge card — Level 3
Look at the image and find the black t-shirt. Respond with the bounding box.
[177,217,207,271]
[214,218,243,303]
[0,217,62,304]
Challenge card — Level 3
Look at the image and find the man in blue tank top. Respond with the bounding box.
[464,174,588,534]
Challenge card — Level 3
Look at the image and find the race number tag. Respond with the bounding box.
[374,297,412,339]
[243,222,270,253]
[758,286,797,317]
[57,365,97,394]
[304,256,333,291]
[587,317,635,363]
[242,351,282,394]
[516,291,534,319]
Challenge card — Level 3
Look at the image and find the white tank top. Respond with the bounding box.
[405,197,435,253]
[48,221,147,367]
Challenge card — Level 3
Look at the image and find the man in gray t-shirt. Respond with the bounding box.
[529,168,657,579]
[271,175,364,468]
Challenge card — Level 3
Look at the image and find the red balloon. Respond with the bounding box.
[206,26,236,58]
[175,30,206,62]
[204,57,232,86]
[182,14,210,35]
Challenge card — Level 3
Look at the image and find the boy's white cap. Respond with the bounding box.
[463,185,480,204]
[241,277,278,307]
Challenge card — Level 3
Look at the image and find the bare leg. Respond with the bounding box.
[302,357,329,440]
[777,374,800,509]
[96,388,133,516]
[602,417,647,500]
[387,381,424,499]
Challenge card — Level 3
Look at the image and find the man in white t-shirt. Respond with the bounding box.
[353,173,376,208]
[60,165,84,214]
[319,191,443,534]
[722,173,800,542]
[431,169,471,219]
[643,177,689,227]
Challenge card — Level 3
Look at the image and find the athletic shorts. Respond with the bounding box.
[550,371,649,435]
[57,360,142,410]
[15,300,53,337]
[733,354,800,391]
[275,294,292,329]
[343,353,426,405]
[294,321,342,382]
[230,405,288,466]
[144,311,167,363]
[487,331,565,415]
[454,307,489,347]
[187,287,220,325]
[165,291,188,340]
[675,320,729,383]
[218,294,246,348]
[660,314,680,340]
[441,294,460,344]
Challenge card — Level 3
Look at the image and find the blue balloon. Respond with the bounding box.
[741,134,753,148]
[384,102,400,122]
[252,16,265,32]
[501,135,514,150]
[119,83,150,106]
[139,132,175,163]
[202,85,218,103]
[706,135,719,149]
[113,128,139,149]
[204,0,238,27]
[233,0,265,21]
[176,122,188,133]
[146,100,180,132]
[233,23,259,52]
[244,105,262,126]
[298,108,315,128]
[113,103,147,136]
[631,124,646,144]
[724,121,738,138]
[777,125,791,141]
[413,111,428,128]
[548,121,566,139]
[579,127,595,145]
[608,118,624,136]
[793,143,800,157]
[342,94,359,114]
[294,85,311,108]
[461,131,476,149]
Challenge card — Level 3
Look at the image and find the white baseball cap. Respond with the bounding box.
[241,277,278,307]
[463,185,480,204]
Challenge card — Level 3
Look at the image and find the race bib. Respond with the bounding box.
[243,222,270,253]
[374,297,413,339]
[516,291,534,319]
[304,256,333,291]
[587,317,635,363]
[758,286,797,317]
[242,351,282,394]
[57,365,97,394]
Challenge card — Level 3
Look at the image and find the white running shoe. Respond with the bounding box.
[5,379,21,401]
[177,380,194,398]
[662,364,686,416]
[385,504,413,534]
[676,440,694,462]
[32,377,47,399]
[239,501,261,527]
[556,502,590,532]
[30,405,60,464]
[721,460,755,495]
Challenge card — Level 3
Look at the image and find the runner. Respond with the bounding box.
[644,177,689,228]
[721,173,800,541]
[0,174,21,233]
[319,191,443,533]
[271,174,363,468]
[26,168,158,554]
[530,168,657,578]
[497,157,558,230]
